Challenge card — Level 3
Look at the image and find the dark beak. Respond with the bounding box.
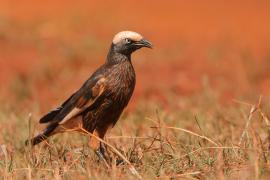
[135,38,153,49]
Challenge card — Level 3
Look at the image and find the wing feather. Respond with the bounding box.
[39,76,106,124]
[57,77,106,124]
[39,92,76,123]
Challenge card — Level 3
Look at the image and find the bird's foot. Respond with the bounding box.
[95,145,111,168]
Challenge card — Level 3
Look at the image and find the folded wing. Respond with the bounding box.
[39,76,106,125]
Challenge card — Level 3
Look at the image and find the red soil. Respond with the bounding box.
[0,0,270,110]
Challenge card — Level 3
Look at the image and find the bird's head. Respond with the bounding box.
[111,31,153,56]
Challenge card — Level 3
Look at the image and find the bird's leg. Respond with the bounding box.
[99,142,107,157]
[89,128,110,168]
[96,143,110,168]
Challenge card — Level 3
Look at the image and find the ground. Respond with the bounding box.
[1,0,270,179]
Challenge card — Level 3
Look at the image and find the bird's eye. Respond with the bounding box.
[125,38,131,44]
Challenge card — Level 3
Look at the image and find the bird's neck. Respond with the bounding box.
[106,44,131,65]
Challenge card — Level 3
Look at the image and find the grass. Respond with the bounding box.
[1,93,270,179]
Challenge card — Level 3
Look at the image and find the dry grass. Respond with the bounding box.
[1,93,270,179]
[1,1,270,179]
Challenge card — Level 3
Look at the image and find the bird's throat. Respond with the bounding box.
[106,45,131,65]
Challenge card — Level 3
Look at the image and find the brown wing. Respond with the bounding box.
[39,75,106,124]
[58,77,106,124]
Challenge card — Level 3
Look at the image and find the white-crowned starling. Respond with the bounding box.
[27,31,152,164]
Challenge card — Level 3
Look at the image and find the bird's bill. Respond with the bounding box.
[135,39,153,49]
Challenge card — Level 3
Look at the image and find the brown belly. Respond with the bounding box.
[81,97,126,133]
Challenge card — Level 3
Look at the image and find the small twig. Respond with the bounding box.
[14,168,54,172]
[27,164,32,180]
[152,126,219,146]
[107,136,149,139]
[259,109,270,131]
[232,99,253,106]
[166,146,241,161]
[1,144,8,178]
[194,115,205,136]
[238,96,261,145]
[143,134,159,153]
[148,115,219,146]
[173,171,202,177]
[27,113,32,144]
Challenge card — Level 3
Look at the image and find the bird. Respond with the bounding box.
[26,31,152,163]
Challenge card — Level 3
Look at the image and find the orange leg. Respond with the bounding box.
[89,126,110,167]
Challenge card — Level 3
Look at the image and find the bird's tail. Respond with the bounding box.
[27,133,48,146]
[25,123,58,146]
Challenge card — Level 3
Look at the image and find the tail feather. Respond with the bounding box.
[39,107,62,123]
[25,123,59,146]
[27,134,48,146]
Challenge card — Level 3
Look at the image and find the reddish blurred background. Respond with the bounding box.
[0,0,270,111]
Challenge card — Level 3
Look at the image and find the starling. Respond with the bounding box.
[27,31,152,162]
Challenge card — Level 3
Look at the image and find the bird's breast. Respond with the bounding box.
[105,63,136,107]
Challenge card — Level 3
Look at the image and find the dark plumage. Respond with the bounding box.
[27,31,152,162]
